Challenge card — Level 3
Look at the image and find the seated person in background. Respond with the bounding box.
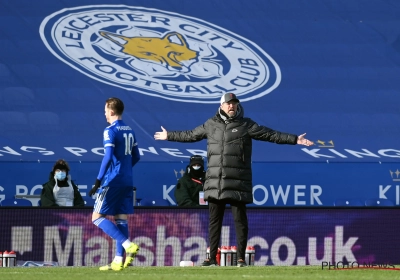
[40,159,85,207]
[174,155,206,206]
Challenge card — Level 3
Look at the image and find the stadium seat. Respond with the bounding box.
[65,88,105,111]
[0,111,30,137]
[34,88,68,111]
[84,196,96,207]
[0,63,14,88]
[61,112,92,132]
[334,199,364,207]
[139,199,170,206]
[28,111,62,135]
[364,199,395,207]
[0,198,33,206]
[2,87,37,111]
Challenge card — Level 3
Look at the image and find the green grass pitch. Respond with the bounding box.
[1,266,400,280]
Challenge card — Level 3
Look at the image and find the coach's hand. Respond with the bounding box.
[89,179,101,196]
[154,126,168,140]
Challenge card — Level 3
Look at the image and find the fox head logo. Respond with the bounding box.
[99,31,199,73]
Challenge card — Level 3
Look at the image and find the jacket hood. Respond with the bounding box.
[183,165,206,179]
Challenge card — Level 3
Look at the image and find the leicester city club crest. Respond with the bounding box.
[40,5,281,103]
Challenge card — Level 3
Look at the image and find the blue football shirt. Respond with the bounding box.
[101,120,139,187]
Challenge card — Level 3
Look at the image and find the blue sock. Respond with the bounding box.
[116,219,129,257]
[93,217,128,248]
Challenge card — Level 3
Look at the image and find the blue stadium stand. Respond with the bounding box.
[83,196,96,207]
[364,199,395,207]
[28,111,62,136]
[0,111,30,137]
[0,63,12,84]
[140,199,171,206]
[2,87,37,111]
[34,88,69,111]
[334,199,364,207]
[0,0,399,207]
[1,198,33,207]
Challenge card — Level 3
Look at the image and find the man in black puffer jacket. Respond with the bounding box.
[154,93,314,267]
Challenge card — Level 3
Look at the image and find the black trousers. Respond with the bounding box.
[208,200,248,261]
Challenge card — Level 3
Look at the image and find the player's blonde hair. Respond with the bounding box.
[106,97,124,116]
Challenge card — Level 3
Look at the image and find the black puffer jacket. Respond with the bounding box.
[174,167,205,206]
[167,105,298,204]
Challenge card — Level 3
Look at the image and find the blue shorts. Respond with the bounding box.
[93,186,134,215]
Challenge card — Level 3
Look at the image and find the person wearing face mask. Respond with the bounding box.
[174,155,206,207]
[154,92,314,267]
[40,159,84,207]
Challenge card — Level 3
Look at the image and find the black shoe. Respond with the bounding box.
[201,259,218,266]
[237,259,248,267]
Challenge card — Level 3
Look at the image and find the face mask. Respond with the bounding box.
[55,171,66,181]
[189,166,204,179]
[192,165,202,170]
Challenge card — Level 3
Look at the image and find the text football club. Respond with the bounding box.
[40,5,280,103]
